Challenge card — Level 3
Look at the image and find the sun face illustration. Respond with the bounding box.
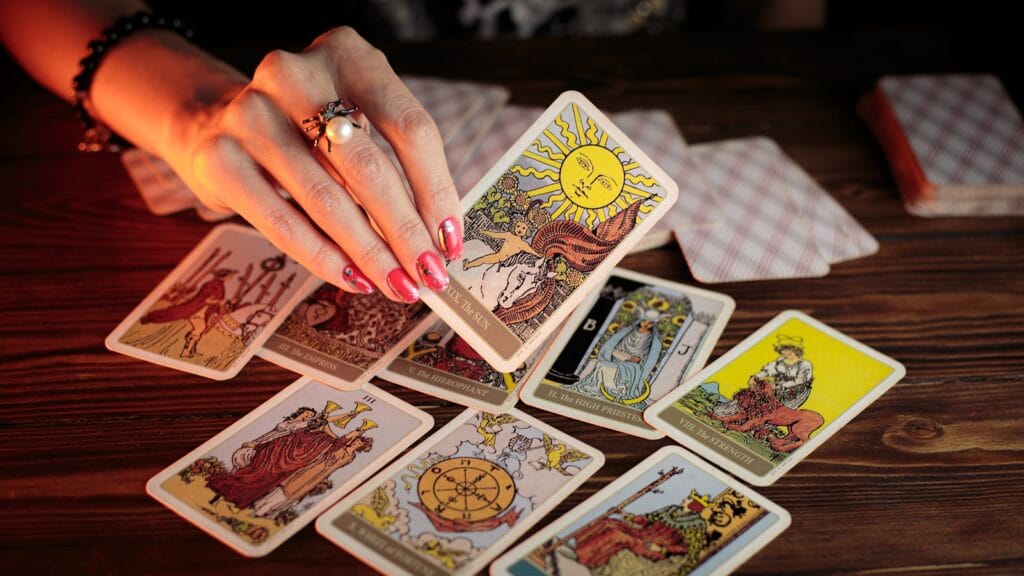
[560,145,624,209]
[510,102,663,228]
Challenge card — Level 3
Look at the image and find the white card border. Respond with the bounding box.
[420,90,680,372]
[489,444,791,576]
[256,287,438,391]
[105,223,317,380]
[145,376,434,557]
[316,407,605,576]
[645,309,906,486]
[520,267,735,439]
[378,325,562,413]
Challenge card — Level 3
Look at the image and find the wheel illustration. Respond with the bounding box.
[417,457,516,522]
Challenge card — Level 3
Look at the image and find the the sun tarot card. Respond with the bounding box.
[420,91,679,372]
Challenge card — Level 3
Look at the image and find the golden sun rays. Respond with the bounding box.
[511,103,662,229]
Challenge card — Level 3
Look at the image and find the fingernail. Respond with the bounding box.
[342,264,374,294]
[386,268,420,303]
[437,217,463,260]
[416,251,450,292]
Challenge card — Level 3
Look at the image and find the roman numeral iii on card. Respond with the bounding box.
[421,91,679,372]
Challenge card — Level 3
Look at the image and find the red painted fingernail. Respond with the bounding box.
[386,268,420,303]
[416,251,450,292]
[342,264,374,294]
[437,217,463,260]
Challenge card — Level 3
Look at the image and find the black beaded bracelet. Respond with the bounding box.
[72,11,195,152]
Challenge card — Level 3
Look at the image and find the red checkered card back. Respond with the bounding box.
[677,137,830,283]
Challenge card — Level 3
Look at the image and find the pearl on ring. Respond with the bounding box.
[325,116,356,145]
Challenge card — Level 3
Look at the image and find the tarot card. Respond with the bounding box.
[380,320,554,412]
[520,268,734,439]
[454,106,544,196]
[613,110,722,255]
[645,310,906,486]
[258,282,435,390]
[105,224,314,380]
[121,148,195,216]
[316,408,604,576]
[676,137,831,283]
[775,145,878,265]
[195,204,236,222]
[491,445,790,576]
[146,376,433,557]
[424,91,679,372]
[446,85,511,182]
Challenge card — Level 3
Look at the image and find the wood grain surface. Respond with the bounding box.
[1,28,1022,575]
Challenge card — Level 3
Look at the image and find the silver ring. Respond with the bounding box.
[301,98,362,153]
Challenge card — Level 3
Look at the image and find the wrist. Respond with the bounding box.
[164,59,247,167]
[87,27,247,163]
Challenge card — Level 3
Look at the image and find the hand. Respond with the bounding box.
[165,27,462,303]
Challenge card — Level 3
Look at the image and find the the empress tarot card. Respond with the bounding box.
[258,281,434,390]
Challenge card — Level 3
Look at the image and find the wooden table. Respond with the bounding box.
[2,29,1022,575]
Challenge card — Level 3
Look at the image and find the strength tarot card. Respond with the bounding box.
[146,377,433,557]
[491,445,790,576]
[420,91,679,372]
[645,310,906,486]
[258,281,435,390]
[521,268,734,439]
[316,408,604,576]
[380,319,554,412]
[106,224,314,379]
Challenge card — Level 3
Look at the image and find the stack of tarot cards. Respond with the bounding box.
[108,91,906,575]
[859,74,1024,217]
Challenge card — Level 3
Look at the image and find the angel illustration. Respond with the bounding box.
[476,413,518,448]
[529,433,590,476]
[352,484,398,530]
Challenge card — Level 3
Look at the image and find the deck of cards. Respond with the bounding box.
[109,86,908,574]
[859,74,1024,217]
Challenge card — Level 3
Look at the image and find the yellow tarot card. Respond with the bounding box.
[645,310,905,486]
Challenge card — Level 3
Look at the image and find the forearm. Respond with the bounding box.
[0,1,247,157]
[3,9,466,303]
[90,30,248,158]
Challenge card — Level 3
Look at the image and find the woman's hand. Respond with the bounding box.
[166,27,463,303]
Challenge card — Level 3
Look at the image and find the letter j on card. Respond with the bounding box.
[420,91,679,372]
[520,268,734,439]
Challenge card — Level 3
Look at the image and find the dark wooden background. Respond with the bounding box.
[2,27,1023,575]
